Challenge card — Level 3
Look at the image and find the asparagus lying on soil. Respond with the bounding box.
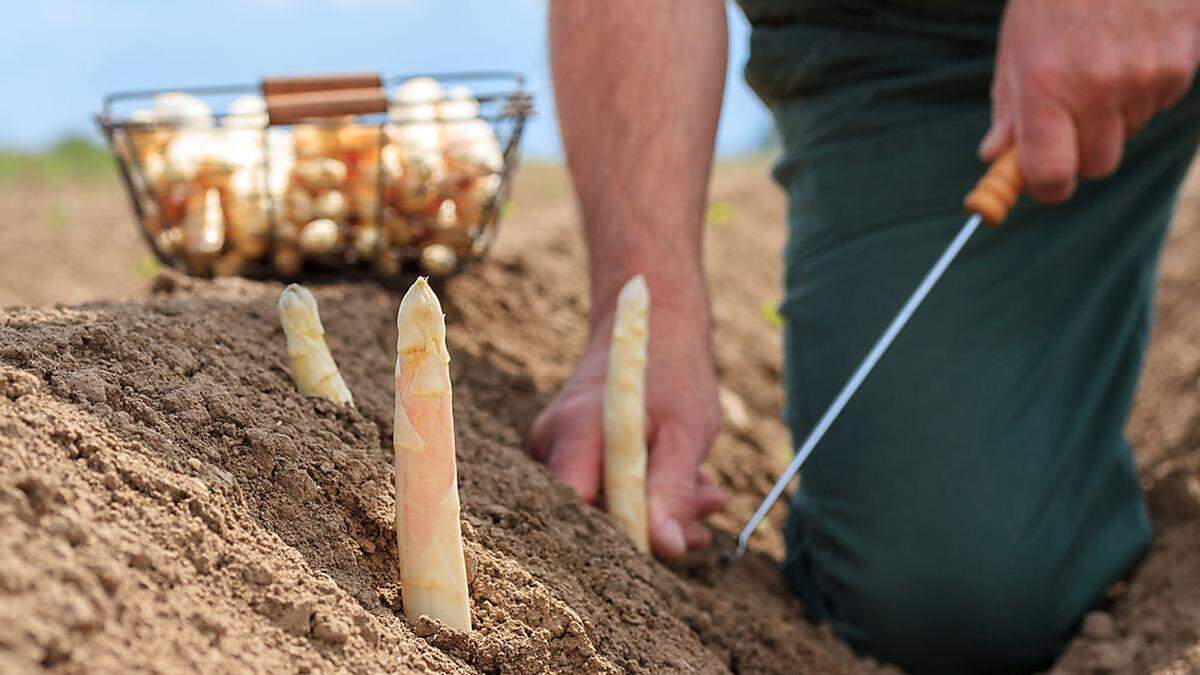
[603,274,651,553]
[394,278,472,631]
[277,284,354,406]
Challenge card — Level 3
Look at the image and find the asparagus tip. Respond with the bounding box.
[618,273,648,307]
[397,277,448,360]
[278,282,316,315]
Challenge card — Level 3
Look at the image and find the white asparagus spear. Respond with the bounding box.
[277,284,354,406]
[394,278,471,631]
[603,274,650,552]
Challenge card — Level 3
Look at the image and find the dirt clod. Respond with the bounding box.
[1147,470,1200,524]
[1081,612,1117,640]
[313,611,352,644]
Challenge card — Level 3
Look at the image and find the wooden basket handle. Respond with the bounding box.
[261,72,387,125]
[262,72,382,96]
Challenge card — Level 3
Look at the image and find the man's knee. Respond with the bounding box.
[838,550,1076,673]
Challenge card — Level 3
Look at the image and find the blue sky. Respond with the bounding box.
[0,1,771,158]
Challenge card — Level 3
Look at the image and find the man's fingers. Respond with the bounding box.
[979,117,1013,163]
[1016,94,1079,203]
[684,521,712,550]
[528,408,556,462]
[545,416,604,504]
[1155,39,1196,111]
[646,423,705,559]
[1122,100,1155,136]
[980,41,1010,162]
[648,497,687,559]
[649,476,722,557]
[981,51,1012,162]
[1077,110,1125,180]
[695,472,727,518]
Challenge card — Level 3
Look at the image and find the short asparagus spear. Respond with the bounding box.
[394,278,471,631]
[603,275,650,552]
[278,284,354,406]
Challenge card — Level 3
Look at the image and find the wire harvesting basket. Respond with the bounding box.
[96,71,533,279]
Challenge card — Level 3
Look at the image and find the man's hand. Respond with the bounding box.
[538,0,729,559]
[980,0,1199,203]
[531,299,727,560]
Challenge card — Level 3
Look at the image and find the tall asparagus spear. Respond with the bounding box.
[603,275,650,552]
[394,278,471,631]
[278,284,354,406]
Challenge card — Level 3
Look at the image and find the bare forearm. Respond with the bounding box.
[549,0,727,330]
[536,1,729,556]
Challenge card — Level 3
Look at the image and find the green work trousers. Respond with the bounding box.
[747,10,1200,675]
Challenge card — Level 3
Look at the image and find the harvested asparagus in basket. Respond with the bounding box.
[394,278,471,631]
[121,77,513,278]
[603,275,651,552]
[278,284,354,406]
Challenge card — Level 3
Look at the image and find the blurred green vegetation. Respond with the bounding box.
[0,135,114,185]
[132,254,161,279]
[706,201,734,227]
[759,299,784,329]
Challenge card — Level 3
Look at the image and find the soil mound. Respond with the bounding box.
[0,161,873,674]
[0,162,1198,673]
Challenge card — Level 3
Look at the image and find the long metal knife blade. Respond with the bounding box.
[726,213,983,563]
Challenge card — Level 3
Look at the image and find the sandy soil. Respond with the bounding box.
[0,160,1197,673]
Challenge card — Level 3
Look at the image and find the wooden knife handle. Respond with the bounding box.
[964,147,1023,227]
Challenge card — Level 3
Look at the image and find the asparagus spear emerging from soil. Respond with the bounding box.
[394,278,472,631]
[278,284,354,406]
[603,275,650,552]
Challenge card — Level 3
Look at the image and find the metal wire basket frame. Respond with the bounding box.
[95,71,533,277]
